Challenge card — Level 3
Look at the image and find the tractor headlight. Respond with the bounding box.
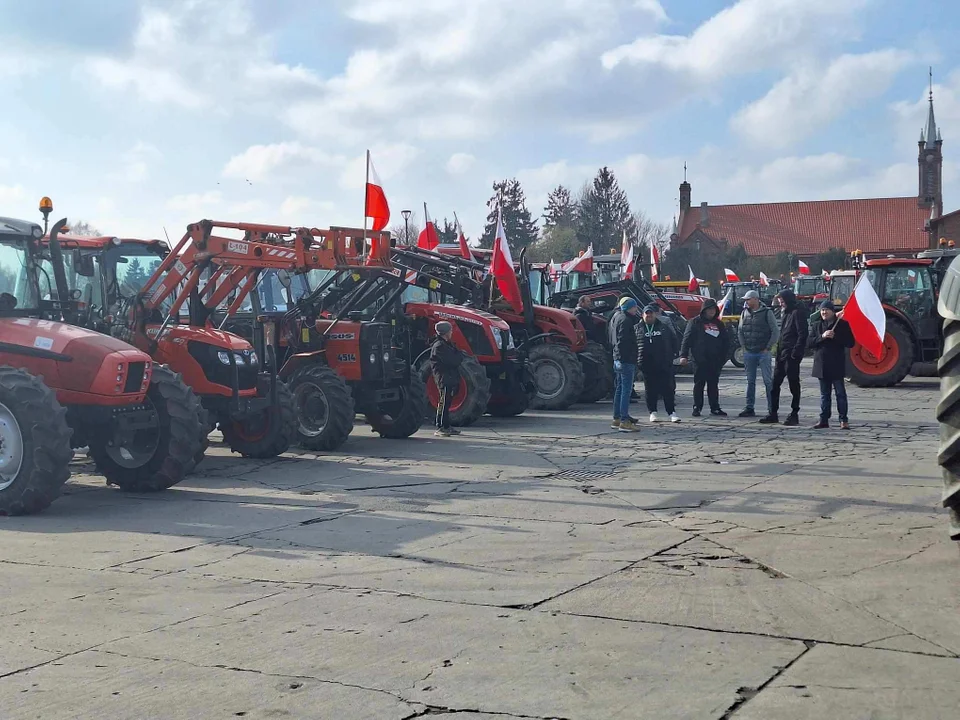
[491,327,503,349]
[248,351,258,366]
[382,351,390,362]
[369,353,377,364]
[217,351,231,364]
[505,330,515,349]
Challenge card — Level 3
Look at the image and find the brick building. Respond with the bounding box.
[671,80,946,261]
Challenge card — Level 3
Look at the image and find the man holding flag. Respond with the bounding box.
[808,300,855,429]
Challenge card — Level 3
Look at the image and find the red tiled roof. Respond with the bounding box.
[677,197,931,257]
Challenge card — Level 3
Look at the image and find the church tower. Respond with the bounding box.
[919,68,943,216]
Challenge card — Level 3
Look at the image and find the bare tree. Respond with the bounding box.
[632,211,669,258]
[388,212,421,246]
[67,220,101,237]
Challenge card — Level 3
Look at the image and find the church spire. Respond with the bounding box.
[925,67,939,149]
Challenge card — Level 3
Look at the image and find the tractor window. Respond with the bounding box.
[402,285,430,304]
[882,267,935,319]
[0,243,36,310]
[831,275,856,305]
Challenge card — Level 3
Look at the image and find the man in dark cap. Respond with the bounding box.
[609,296,641,431]
[808,299,855,429]
[429,321,463,436]
[761,288,809,426]
[680,297,729,416]
[637,303,681,423]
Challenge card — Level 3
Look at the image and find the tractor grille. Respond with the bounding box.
[456,320,494,356]
[124,362,146,393]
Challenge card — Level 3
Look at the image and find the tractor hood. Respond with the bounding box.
[407,302,510,331]
[146,324,253,351]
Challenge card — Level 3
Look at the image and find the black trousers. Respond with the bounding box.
[436,382,457,429]
[770,355,802,416]
[693,363,722,412]
[643,367,675,414]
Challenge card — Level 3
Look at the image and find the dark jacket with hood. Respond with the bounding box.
[680,299,729,367]
[429,336,464,390]
[608,308,638,365]
[573,306,606,344]
[776,290,809,362]
[636,316,676,372]
[808,315,854,381]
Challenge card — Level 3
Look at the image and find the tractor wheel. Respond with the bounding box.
[847,317,913,388]
[89,365,201,492]
[220,380,298,458]
[0,367,72,515]
[938,309,960,541]
[367,372,429,439]
[191,405,214,470]
[487,390,530,417]
[578,342,614,404]
[528,344,585,411]
[420,355,491,427]
[729,337,745,368]
[288,365,354,451]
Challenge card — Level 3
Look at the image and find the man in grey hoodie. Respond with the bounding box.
[737,290,779,418]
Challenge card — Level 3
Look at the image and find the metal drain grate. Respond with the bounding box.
[549,469,616,481]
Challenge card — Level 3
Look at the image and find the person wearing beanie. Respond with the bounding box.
[637,303,681,423]
[608,296,640,432]
[808,299,855,429]
[760,288,808,426]
[680,297,730,417]
[429,321,464,436]
[737,289,779,418]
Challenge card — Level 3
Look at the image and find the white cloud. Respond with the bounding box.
[732,50,913,148]
[166,191,223,214]
[446,153,476,175]
[112,142,163,183]
[222,143,344,182]
[0,185,25,203]
[280,196,336,217]
[602,0,869,79]
[338,144,421,190]
[634,0,669,24]
[86,57,207,108]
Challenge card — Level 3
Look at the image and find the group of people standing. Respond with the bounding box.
[608,288,855,432]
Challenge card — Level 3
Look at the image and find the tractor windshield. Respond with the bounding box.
[794,277,825,296]
[0,241,37,311]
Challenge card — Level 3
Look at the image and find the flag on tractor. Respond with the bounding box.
[651,244,660,281]
[759,271,770,287]
[364,151,390,232]
[417,203,440,250]
[724,268,740,282]
[798,259,810,275]
[454,212,471,260]
[717,287,734,316]
[687,265,699,293]
[620,231,634,279]
[490,208,523,314]
[563,243,594,274]
[841,274,886,359]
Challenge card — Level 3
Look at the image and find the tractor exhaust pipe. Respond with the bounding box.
[48,218,73,322]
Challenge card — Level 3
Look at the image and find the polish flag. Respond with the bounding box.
[687,265,700,294]
[717,287,734,316]
[759,271,770,287]
[364,151,390,232]
[724,268,740,282]
[840,274,887,359]
[417,203,440,251]
[651,244,660,281]
[798,259,810,275]
[490,208,524,313]
[563,244,594,274]
[620,231,635,279]
[454,213,471,260]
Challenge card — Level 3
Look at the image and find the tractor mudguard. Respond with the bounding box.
[516,332,560,352]
[277,350,327,380]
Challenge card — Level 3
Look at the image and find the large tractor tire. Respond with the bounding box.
[937,258,960,543]
[578,342,614,404]
[0,367,72,515]
[487,389,530,418]
[420,355,491,427]
[90,365,201,492]
[847,317,913,388]
[220,380,298,458]
[528,343,585,411]
[729,336,745,369]
[367,373,429,439]
[287,365,354,451]
[192,406,215,470]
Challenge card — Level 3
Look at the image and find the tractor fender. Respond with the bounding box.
[278,350,327,380]
[938,254,960,322]
[413,347,431,368]
[517,332,561,352]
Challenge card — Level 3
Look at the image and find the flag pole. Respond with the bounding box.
[363,149,370,255]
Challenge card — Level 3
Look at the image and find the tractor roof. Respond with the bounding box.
[43,234,166,251]
[864,257,933,267]
[0,216,42,240]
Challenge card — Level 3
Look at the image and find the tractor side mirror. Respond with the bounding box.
[277,269,292,289]
[73,250,96,277]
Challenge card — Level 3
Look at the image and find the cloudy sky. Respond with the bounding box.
[0,0,957,243]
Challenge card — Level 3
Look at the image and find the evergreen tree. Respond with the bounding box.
[123,258,149,292]
[480,179,539,251]
[438,218,458,244]
[576,167,633,254]
[543,185,576,229]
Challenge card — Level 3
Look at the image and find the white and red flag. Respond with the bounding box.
[620,231,635,279]
[562,244,594,274]
[759,271,770,287]
[841,274,887,359]
[651,244,660,281]
[453,213,472,260]
[724,268,740,282]
[417,202,440,251]
[490,207,524,313]
[687,265,700,293]
[364,151,390,232]
[798,259,810,275]
[717,287,734,316]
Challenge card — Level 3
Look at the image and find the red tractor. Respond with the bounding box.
[0,208,202,514]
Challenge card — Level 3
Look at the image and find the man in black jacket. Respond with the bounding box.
[680,298,729,417]
[429,321,463,437]
[638,304,680,423]
[608,297,640,432]
[761,289,809,426]
[573,296,606,344]
[809,300,855,429]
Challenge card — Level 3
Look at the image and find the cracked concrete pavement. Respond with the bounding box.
[1,368,957,719]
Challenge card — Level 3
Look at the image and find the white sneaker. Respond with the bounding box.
[670,413,681,423]
[649,412,659,423]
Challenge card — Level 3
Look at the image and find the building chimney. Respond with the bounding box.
[699,201,709,227]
